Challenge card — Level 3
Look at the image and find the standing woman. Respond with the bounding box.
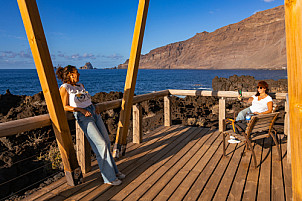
[56,65,125,185]
[236,81,273,121]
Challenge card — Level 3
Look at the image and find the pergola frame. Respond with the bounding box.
[16,0,302,199]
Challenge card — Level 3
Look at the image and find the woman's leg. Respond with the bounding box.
[75,112,117,183]
[94,113,120,174]
[236,107,251,121]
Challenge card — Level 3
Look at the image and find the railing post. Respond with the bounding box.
[133,103,143,144]
[285,96,291,164]
[219,97,226,132]
[164,95,171,127]
[76,122,91,174]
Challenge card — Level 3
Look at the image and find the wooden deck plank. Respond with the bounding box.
[212,143,246,201]
[228,144,254,201]
[67,126,186,201]
[197,143,239,201]
[81,126,194,200]
[24,177,66,201]
[107,127,207,201]
[182,134,224,201]
[45,126,177,201]
[138,128,212,200]
[271,134,285,201]
[153,129,217,201]
[167,130,223,201]
[40,161,100,201]
[280,135,292,201]
[257,138,272,201]
[23,126,291,201]
[241,139,263,201]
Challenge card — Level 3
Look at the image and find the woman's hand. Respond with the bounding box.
[78,108,92,117]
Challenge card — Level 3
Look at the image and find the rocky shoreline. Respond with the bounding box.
[0,75,287,200]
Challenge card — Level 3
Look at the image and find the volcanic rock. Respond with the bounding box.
[80,62,94,69]
[212,75,288,93]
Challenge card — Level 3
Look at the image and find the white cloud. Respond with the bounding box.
[56,52,123,61]
[264,0,275,2]
[0,49,32,60]
[57,52,97,60]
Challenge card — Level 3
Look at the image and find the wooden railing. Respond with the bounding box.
[0,89,288,174]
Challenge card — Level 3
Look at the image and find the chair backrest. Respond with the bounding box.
[245,112,280,136]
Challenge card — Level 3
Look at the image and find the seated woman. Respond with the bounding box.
[56,65,125,186]
[236,81,273,121]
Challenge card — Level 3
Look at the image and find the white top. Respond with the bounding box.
[60,83,92,108]
[250,95,273,113]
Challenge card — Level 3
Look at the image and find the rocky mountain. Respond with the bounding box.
[80,62,94,69]
[119,5,286,70]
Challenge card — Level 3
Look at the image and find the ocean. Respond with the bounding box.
[0,69,287,96]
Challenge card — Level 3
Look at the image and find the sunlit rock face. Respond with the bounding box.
[119,6,286,70]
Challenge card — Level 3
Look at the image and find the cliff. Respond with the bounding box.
[118,5,286,70]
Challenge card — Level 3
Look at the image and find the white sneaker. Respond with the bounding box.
[116,172,126,179]
[228,139,241,143]
[230,136,236,140]
[106,179,122,186]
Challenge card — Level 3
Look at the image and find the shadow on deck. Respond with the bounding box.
[25,125,292,201]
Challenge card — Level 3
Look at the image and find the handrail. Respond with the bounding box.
[0,90,169,137]
[0,89,286,138]
[168,89,287,99]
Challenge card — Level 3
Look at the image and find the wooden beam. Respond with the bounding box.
[164,96,171,127]
[168,90,287,99]
[219,98,226,132]
[284,1,302,200]
[285,96,291,164]
[17,0,82,186]
[0,90,169,137]
[76,122,91,174]
[113,0,150,157]
[133,104,143,144]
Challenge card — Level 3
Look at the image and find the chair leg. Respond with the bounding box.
[222,133,226,156]
[246,139,257,168]
[271,131,282,161]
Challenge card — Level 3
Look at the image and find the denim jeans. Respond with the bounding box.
[74,104,119,183]
[236,107,252,121]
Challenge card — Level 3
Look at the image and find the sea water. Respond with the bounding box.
[0,69,287,96]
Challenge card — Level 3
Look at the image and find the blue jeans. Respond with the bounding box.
[236,107,252,121]
[74,104,119,183]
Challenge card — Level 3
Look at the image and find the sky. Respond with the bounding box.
[0,0,284,69]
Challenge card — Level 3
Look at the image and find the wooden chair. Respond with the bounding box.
[222,112,281,168]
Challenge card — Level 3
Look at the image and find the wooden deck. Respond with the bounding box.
[25,125,292,201]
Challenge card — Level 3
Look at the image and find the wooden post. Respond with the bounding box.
[285,97,291,164]
[113,0,150,157]
[76,122,91,174]
[133,104,143,144]
[219,97,226,132]
[164,95,171,127]
[17,0,82,186]
[284,1,302,200]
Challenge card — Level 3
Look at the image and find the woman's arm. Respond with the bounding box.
[59,87,91,117]
[238,96,254,103]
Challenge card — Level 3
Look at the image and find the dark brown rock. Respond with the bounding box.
[212,75,288,93]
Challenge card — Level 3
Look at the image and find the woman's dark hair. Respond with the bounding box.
[56,65,77,84]
[255,81,269,96]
